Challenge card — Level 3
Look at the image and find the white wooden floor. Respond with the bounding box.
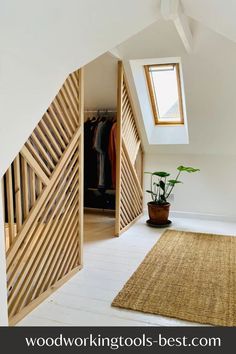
[18,211,236,326]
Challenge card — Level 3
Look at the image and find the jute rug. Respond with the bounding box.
[112,230,236,326]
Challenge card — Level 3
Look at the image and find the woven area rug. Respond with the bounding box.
[112,230,236,326]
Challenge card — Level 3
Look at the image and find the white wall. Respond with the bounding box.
[144,153,236,220]
[182,0,236,43]
[118,19,236,155]
[0,0,160,178]
[117,19,236,219]
[84,53,117,110]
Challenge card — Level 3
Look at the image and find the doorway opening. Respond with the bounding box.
[83,52,118,239]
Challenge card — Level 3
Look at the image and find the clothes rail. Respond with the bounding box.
[84,109,117,113]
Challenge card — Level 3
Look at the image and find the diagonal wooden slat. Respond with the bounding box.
[7,129,80,268]
[61,85,78,125]
[20,147,50,185]
[52,99,74,138]
[8,166,79,315]
[7,147,79,296]
[115,62,143,236]
[2,68,84,325]
[43,112,67,150]
[35,125,59,164]
[32,196,79,300]
[39,120,62,157]
[47,106,70,144]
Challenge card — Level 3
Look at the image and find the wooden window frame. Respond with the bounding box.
[144,63,184,126]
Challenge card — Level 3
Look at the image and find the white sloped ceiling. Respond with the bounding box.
[0,0,160,177]
[182,0,236,43]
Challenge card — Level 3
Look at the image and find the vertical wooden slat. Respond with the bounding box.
[78,68,84,265]
[21,158,29,219]
[115,62,123,236]
[6,166,15,245]
[115,62,143,236]
[0,179,9,325]
[2,69,83,326]
[13,156,22,232]
[29,169,36,208]
[39,181,43,196]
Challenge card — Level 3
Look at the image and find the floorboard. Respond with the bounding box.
[18,210,236,327]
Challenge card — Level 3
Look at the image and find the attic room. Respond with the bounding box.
[0,0,236,330]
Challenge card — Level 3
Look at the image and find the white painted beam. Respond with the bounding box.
[174,5,193,53]
[161,0,179,20]
[108,47,123,59]
[161,0,193,53]
[0,181,9,326]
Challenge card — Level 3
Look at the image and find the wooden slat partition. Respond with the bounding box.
[2,69,84,325]
[115,62,143,236]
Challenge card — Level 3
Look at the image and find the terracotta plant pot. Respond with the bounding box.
[147,202,170,225]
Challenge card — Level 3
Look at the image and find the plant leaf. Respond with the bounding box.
[153,182,160,187]
[168,179,183,185]
[159,180,165,191]
[177,166,200,173]
[152,171,170,177]
[146,190,154,194]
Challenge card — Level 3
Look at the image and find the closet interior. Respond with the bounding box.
[83,53,118,232]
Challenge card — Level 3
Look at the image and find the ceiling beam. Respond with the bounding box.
[161,0,193,53]
[108,47,123,59]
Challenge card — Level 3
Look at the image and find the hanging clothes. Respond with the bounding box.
[94,119,113,189]
[84,112,117,210]
[84,119,98,188]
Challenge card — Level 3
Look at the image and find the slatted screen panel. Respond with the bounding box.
[2,69,84,325]
[115,62,143,235]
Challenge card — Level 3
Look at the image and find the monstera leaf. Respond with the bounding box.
[177,166,200,173]
[145,165,200,205]
[168,179,183,186]
[152,171,170,177]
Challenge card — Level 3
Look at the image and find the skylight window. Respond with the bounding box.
[144,63,184,125]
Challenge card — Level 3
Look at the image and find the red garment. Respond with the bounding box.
[108,122,117,188]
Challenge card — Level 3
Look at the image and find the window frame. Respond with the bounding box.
[144,63,184,126]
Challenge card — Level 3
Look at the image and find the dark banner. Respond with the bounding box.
[0,327,235,353]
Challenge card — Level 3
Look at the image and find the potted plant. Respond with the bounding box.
[145,165,200,226]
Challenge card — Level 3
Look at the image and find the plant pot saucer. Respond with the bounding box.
[146,219,172,228]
